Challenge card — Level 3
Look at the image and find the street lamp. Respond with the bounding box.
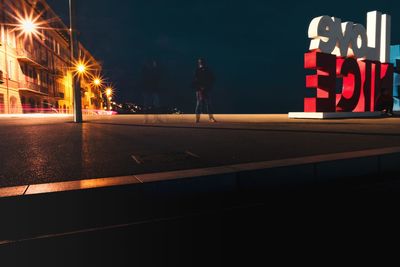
[19,18,37,35]
[105,87,112,97]
[13,5,42,42]
[93,77,102,87]
[76,63,86,75]
[69,0,82,123]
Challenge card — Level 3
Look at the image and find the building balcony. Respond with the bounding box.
[16,48,48,70]
[0,70,4,84]
[58,92,65,99]
[18,81,49,96]
[54,68,64,77]
[41,86,49,95]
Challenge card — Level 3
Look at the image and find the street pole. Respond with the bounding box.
[69,0,82,123]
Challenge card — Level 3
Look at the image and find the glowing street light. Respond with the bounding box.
[105,87,113,97]
[20,18,38,35]
[77,64,86,74]
[105,87,113,111]
[93,77,102,87]
[75,61,87,75]
[13,7,43,41]
[73,58,97,78]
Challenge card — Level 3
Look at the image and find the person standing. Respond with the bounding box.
[140,60,162,113]
[192,58,217,123]
[376,87,394,116]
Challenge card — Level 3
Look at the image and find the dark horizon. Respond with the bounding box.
[46,0,400,114]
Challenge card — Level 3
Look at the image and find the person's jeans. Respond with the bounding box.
[143,92,160,111]
[195,91,213,116]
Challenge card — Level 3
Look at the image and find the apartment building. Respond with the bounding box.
[0,0,103,114]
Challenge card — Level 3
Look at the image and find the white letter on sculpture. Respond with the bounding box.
[337,21,354,57]
[366,11,382,61]
[350,24,368,59]
[308,16,337,54]
[380,14,391,63]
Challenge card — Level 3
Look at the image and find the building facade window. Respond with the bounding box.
[0,94,4,113]
[10,96,17,113]
[21,96,27,113]
[8,60,13,80]
[7,29,16,48]
[29,97,35,112]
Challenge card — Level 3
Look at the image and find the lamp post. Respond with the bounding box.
[69,0,82,123]
[92,77,102,110]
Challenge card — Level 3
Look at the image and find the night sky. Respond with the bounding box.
[46,0,400,113]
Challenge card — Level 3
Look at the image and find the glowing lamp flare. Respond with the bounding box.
[105,88,113,97]
[93,78,102,86]
[11,3,47,42]
[77,64,87,74]
[21,19,37,34]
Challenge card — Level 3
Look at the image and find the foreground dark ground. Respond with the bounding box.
[1,173,399,266]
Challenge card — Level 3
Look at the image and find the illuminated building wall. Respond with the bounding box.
[0,0,103,114]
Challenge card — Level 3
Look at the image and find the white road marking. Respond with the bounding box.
[0,204,262,246]
[131,155,143,164]
[185,151,200,158]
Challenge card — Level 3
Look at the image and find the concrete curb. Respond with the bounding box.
[288,112,382,119]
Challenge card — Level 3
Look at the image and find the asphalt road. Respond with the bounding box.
[0,114,399,188]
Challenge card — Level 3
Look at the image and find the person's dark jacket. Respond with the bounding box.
[376,87,393,112]
[141,65,162,93]
[192,67,215,92]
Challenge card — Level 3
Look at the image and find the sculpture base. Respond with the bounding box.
[288,112,382,119]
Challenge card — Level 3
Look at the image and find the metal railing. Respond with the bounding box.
[16,48,48,67]
[21,104,59,114]
[19,80,42,93]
